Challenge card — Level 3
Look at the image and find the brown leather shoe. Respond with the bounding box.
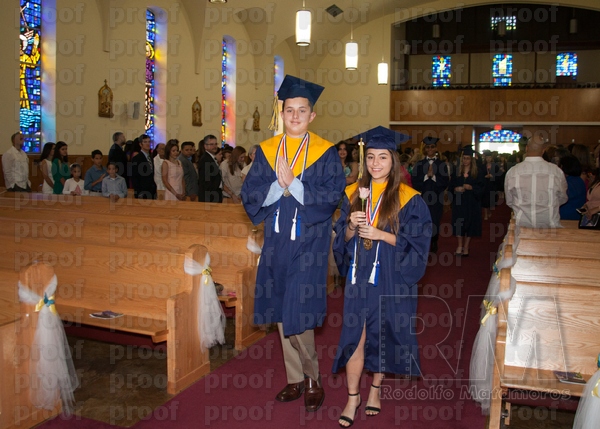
[304,375,325,412]
[275,381,305,402]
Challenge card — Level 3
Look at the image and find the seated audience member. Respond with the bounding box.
[583,168,600,216]
[52,141,70,194]
[220,145,246,203]
[102,162,128,201]
[504,135,568,228]
[37,142,55,194]
[63,163,88,195]
[84,150,107,195]
[559,156,587,220]
[2,132,31,192]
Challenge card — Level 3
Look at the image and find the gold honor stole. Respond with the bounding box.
[260,132,333,177]
[345,182,420,226]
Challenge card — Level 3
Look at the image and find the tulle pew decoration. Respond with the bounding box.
[469,233,519,414]
[572,361,600,429]
[184,252,226,351]
[18,274,79,415]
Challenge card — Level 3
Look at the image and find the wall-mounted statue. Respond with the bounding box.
[192,97,202,127]
[98,80,113,118]
[252,106,260,131]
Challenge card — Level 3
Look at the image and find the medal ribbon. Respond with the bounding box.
[273,133,310,240]
[366,182,384,227]
[275,133,309,178]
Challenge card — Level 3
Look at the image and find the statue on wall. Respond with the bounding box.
[98,80,114,118]
[252,106,260,131]
[192,97,202,127]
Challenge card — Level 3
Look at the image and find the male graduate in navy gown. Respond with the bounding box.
[241,75,346,412]
[411,137,449,253]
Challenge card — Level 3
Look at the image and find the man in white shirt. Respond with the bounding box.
[504,135,568,228]
[2,132,31,192]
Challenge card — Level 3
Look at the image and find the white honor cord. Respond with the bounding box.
[274,208,280,233]
[368,242,381,284]
[291,208,298,240]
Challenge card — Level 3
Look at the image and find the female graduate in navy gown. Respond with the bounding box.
[449,146,484,256]
[332,127,432,427]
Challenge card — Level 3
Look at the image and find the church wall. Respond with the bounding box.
[307,14,392,144]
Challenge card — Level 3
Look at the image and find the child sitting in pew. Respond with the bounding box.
[102,162,128,201]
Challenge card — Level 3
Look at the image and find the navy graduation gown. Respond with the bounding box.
[331,185,432,376]
[241,133,346,337]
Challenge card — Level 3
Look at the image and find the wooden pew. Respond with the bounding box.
[0,194,265,350]
[488,226,600,428]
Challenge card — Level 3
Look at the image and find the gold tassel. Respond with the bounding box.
[268,95,279,131]
[357,138,365,180]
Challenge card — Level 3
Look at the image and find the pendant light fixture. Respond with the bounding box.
[345,0,358,70]
[570,8,577,34]
[377,0,388,85]
[296,0,311,46]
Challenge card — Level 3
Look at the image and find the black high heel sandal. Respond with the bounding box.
[339,392,361,428]
[365,384,381,416]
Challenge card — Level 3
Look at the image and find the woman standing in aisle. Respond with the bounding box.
[332,127,431,427]
[449,146,484,256]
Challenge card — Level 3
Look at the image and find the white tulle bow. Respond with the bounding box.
[469,235,519,414]
[184,254,226,351]
[18,275,79,415]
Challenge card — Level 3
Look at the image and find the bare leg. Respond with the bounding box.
[339,327,367,427]
[456,236,463,255]
[366,373,384,415]
[463,236,471,254]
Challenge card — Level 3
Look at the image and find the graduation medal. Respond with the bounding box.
[276,133,309,199]
[364,182,383,251]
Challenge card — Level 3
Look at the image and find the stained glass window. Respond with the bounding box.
[556,53,577,77]
[221,36,236,146]
[479,130,522,143]
[273,56,284,135]
[493,54,512,87]
[221,39,227,145]
[491,16,516,31]
[145,10,156,142]
[20,0,42,153]
[274,56,284,96]
[432,56,451,87]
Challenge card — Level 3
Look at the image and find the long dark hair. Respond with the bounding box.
[348,149,405,234]
[52,141,68,163]
[36,142,55,165]
[228,146,246,176]
[335,141,353,165]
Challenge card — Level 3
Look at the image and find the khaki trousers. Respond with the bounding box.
[277,323,320,384]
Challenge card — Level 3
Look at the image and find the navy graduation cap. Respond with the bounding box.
[461,145,474,156]
[422,136,440,146]
[277,75,324,105]
[353,126,411,151]
[269,75,325,130]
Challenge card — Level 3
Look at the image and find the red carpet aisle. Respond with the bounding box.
[39,204,511,429]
